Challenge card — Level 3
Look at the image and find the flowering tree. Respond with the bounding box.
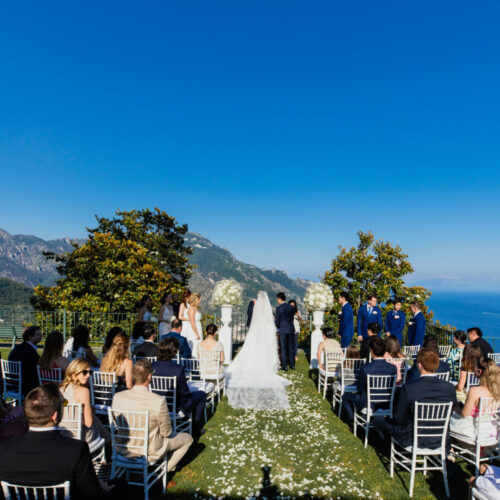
[31,208,192,312]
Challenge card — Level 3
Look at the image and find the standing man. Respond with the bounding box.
[246,298,256,328]
[357,294,382,342]
[385,298,406,346]
[275,292,295,371]
[467,327,493,358]
[408,301,426,347]
[338,291,354,348]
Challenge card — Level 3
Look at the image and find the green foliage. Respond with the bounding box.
[323,231,432,318]
[31,208,192,312]
[0,278,34,311]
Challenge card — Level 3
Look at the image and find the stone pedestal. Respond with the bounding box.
[310,310,325,369]
[219,305,233,365]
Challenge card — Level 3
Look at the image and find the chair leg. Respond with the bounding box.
[144,463,149,500]
[442,452,450,498]
[323,376,328,399]
[423,456,427,476]
[390,441,394,478]
[409,452,416,497]
[353,413,357,436]
[162,461,167,495]
[364,416,370,448]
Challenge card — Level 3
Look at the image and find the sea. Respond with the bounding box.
[427,291,500,350]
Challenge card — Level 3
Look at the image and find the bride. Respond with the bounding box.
[225,291,291,410]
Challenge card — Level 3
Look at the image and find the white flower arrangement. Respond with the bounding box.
[303,282,334,312]
[211,278,243,307]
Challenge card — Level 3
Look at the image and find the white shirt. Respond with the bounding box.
[29,426,57,432]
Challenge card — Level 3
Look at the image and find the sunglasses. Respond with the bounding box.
[78,370,91,376]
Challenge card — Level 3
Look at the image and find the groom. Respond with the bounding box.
[275,292,295,371]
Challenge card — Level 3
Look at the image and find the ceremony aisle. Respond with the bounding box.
[169,352,468,500]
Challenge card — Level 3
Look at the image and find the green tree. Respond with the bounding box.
[323,231,432,318]
[31,208,192,312]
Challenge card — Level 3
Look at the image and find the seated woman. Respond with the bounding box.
[197,323,225,375]
[450,357,500,441]
[448,330,467,381]
[456,343,483,403]
[100,332,133,390]
[345,345,360,359]
[38,331,70,374]
[59,358,109,444]
[384,336,406,385]
[72,325,99,367]
[102,326,124,356]
[0,396,27,441]
[317,327,342,372]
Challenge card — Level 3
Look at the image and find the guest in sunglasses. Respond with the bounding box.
[59,358,109,444]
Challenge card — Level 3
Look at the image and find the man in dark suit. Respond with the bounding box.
[275,292,295,371]
[359,323,381,362]
[338,292,354,348]
[133,324,158,358]
[162,319,192,359]
[152,338,206,437]
[406,335,450,384]
[408,301,426,347]
[341,338,397,423]
[468,327,494,358]
[385,298,406,346]
[246,299,256,328]
[0,383,114,499]
[8,325,42,396]
[357,294,383,342]
[373,348,457,449]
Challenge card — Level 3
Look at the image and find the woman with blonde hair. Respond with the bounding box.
[450,357,500,440]
[100,332,133,390]
[181,292,202,356]
[59,358,108,443]
[38,331,69,372]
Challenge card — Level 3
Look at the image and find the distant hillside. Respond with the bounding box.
[0,228,311,312]
[0,277,33,312]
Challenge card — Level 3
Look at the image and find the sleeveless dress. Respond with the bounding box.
[143,310,152,322]
[181,305,201,358]
[159,305,174,337]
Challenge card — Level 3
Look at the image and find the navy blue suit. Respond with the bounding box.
[406,359,450,384]
[385,309,406,346]
[342,358,397,422]
[8,342,40,396]
[161,331,192,359]
[408,312,426,347]
[356,304,383,340]
[151,360,206,430]
[338,302,354,348]
[275,302,295,370]
[373,375,456,449]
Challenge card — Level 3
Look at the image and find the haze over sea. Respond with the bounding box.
[427,291,500,348]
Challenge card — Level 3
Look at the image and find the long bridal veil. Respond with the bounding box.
[225,291,291,410]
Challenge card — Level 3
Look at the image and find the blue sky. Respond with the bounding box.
[1,1,499,288]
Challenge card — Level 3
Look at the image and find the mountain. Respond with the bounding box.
[0,278,33,312]
[0,228,310,311]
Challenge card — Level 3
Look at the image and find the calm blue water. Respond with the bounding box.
[427,291,500,350]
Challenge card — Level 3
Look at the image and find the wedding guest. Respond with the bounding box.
[448,330,467,380]
[385,298,406,346]
[357,295,382,342]
[275,292,296,371]
[450,357,500,441]
[467,327,494,358]
[317,328,341,372]
[384,336,406,385]
[341,338,397,423]
[456,343,483,400]
[408,301,426,347]
[101,332,133,390]
[138,295,153,323]
[112,360,193,480]
[470,464,500,499]
[246,298,256,327]
[133,324,158,358]
[153,339,207,437]
[102,327,125,355]
[59,359,109,444]
[198,323,225,373]
[0,384,115,498]
[345,345,361,359]
[178,290,191,324]
[0,396,27,441]
[406,335,450,384]
[289,299,302,361]
[8,325,42,396]
[72,325,99,367]
[131,321,146,346]
[373,348,456,449]
[171,293,181,319]
[162,319,192,359]
[359,323,381,362]
[38,331,70,373]
[159,294,175,339]
[338,291,354,348]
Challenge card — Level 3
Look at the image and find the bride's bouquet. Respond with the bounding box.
[211,278,243,307]
[304,282,334,312]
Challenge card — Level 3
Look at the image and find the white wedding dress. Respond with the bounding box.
[225,291,291,410]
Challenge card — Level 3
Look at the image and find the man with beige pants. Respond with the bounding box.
[111,360,193,486]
